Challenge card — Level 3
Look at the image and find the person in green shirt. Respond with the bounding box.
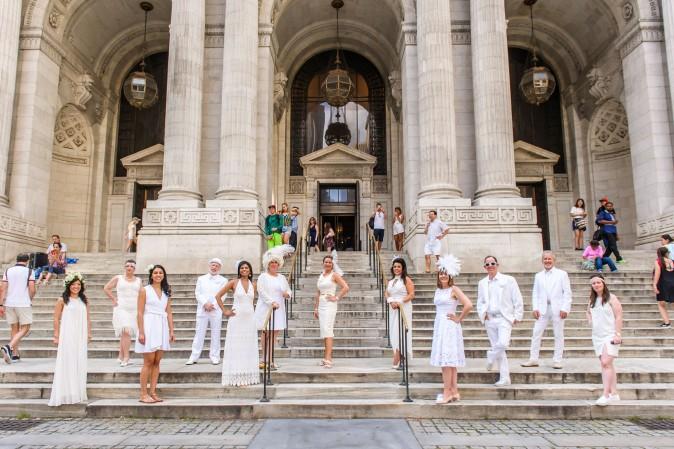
[265,205,283,249]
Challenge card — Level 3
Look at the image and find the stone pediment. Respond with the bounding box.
[299,143,377,168]
[513,140,560,164]
[121,144,164,168]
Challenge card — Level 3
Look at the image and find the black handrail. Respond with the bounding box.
[398,306,412,402]
[260,308,275,402]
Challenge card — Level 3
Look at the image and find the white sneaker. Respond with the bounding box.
[120,360,128,367]
[210,358,220,365]
[595,395,609,406]
[494,378,511,387]
[608,393,621,403]
[520,360,539,367]
[552,362,563,369]
[185,359,197,365]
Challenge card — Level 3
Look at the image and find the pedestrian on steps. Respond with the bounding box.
[653,246,674,328]
[314,255,349,368]
[385,258,415,369]
[0,253,36,364]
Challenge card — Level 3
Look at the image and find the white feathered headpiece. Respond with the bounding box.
[262,244,296,269]
[330,249,344,276]
[436,254,461,278]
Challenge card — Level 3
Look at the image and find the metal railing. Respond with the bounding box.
[365,225,390,344]
[397,305,412,402]
[260,307,275,402]
[283,237,303,348]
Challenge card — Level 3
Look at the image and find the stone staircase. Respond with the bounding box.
[1,248,674,419]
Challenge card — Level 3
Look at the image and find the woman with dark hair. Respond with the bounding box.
[280,202,291,244]
[587,274,623,406]
[570,198,587,250]
[48,273,91,406]
[313,255,349,368]
[392,207,405,252]
[136,265,175,403]
[103,260,142,366]
[431,255,472,403]
[653,247,674,328]
[662,234,674,256]
[308,217,319,253]
[323,222,335,252]
[384,258,415,368]
[216,261,260,386]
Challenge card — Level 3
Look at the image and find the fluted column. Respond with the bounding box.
[0,1,21,206]
[401,22,420,213]
[471,0,520,201]
[215,0,258,200]
[157,0,205,205]
[416,0,461,199]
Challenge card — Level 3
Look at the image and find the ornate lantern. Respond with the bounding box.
[519,0,556,105]
[321,0,354,107]
[123,2,159,109]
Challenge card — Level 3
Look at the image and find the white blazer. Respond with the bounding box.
[194,274,227,317]
[531,267,572,315]
[477,272,524,325]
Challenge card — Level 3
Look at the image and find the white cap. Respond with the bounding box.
[209,258,223,266]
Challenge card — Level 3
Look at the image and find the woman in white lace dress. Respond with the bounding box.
[314,255,349,368]
[49,273,90,406]
[385,258,415,368]
[430,256,472,404]
[103,260,142,366]
[216,261,260,386]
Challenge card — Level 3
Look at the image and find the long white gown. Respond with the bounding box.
[317,272,338,338]
[591,295,619,357]
[222,280,260,386]
[387,276,413,359]
[134,285,170,353]
[49,297,88,406]
[430,287,465,367]
[254,272,290,331]
[112,275,141,337]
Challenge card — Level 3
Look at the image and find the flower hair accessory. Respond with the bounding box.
[234,259,242,273]
[63,272,85,287]
[391,254,404,264]
[146,264,155,273]
[436,254,461,278]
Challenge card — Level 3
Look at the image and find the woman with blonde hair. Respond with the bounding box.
[314,255,349,368]
[103,260,142,367]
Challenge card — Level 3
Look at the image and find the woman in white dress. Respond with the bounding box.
[314,255,349,368]
[103,260,142,367]
[587,274,623,407]
[49,273,91,406]
[430,255,472,404]
[385,258,415,368]
[136,264,175,404]
[254,250,292,370]
[392,207,405,252]
[216,261,260,386]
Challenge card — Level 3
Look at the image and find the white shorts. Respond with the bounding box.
[424,239,441,256]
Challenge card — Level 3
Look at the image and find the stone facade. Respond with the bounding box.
[0,0,672,272]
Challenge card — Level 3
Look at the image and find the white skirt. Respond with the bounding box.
[135,313,170,353]
[112,299,137,337]
[318,296,338,338]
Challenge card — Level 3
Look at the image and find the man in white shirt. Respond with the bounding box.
[186,258,227,365]
[424,210,449,273]
[0,253,36,364]
[521,251,572,369]
[476,255,524,386]
[372,203,386,251]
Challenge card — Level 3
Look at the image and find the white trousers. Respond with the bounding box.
[190,313,222,361]
[485,317,513,381]
[529,307,565,362]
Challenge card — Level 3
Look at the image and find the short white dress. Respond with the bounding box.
[254,272,290,331]
[49,297,88,406]
[387,276,413,358]
[222,280,260,386]
[317,272,339,338]
[134,285,170,353]
[430,287,465,367]
[591,296,619,357]
[112,275,141,337]
[393,216,404,236]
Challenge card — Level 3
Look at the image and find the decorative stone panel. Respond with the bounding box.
[637,212,674,244]
[0,211,47,244]
[142,208,261,228]
[423,206,537,227]
[53,105,92,165]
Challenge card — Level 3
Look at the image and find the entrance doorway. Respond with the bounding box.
[517,182,550,250]
[133,183,161,232]
[319,184,358,251]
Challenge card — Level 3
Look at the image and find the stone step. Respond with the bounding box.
[2,398,672,419]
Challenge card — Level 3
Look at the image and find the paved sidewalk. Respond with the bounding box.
[2,418,674,448]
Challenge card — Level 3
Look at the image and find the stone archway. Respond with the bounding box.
[588,99,636,247]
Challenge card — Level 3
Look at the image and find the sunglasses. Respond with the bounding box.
[484,262,498,267]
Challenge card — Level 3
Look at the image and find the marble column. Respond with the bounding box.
[470,0,520,201]
[256,24,274,209]
[0,1,21,206]
[662,1,674,158]
[416,0,461,199]
[215,0,258,200]
[157,0,205,205]
[400,22,420,216]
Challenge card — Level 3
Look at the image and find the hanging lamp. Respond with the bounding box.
[123,2,159,109]
[321,0,354,108]
[519,0,556,105]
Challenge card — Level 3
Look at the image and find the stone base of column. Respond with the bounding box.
[472,196,532,207]
[152,189,204,208]
[473,187,523,204]
[405,199,542,273]
[635,210,674,248]
[136,201,264,274]
[0,205,48,264]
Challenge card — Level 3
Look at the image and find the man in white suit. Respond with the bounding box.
[521,251,572,369]
[477,255,524,386]
[186,258,227,365]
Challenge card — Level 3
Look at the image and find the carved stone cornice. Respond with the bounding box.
[19,30,64,66]
[142,207,260,229]
[0,211,47,245]
[616,21,664,59]
[205,24,224,48]
[636,212,674,245]
[398,21,417,53]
